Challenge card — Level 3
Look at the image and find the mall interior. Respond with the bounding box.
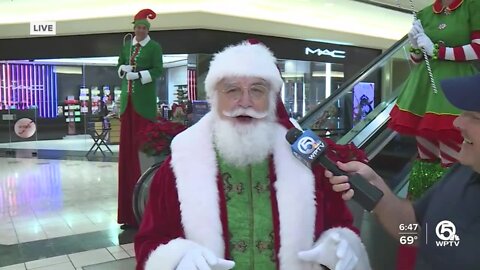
[1,0,477,269]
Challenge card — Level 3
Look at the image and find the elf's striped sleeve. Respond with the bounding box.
[438,31,480,61]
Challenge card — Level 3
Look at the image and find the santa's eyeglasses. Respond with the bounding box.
[220,83,270,101]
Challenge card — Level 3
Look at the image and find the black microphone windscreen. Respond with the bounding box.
[286,128,303,145]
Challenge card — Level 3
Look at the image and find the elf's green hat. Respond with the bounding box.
[132,9,156,30]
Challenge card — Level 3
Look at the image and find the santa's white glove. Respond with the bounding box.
[415,33,435,56]
[408,20,424,49]
[126,72,140,81]
[298,232,358,270]
[119,65,133,73]
[176,247,235,270]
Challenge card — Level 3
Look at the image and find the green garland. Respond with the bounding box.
[408,160,449,200]
[409,46,422,55]
[432,43,440,60]
[409,44,440,59]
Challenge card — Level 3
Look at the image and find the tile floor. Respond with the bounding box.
[0,135,118,162]
[0,156,136,269]
[0,158,119,245]
[0,135,119,153]
[0,243,135,270]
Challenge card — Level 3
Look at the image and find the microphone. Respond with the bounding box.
[286,128,384,212]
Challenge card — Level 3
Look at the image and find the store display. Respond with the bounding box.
[79,87,90,113]
[64,98,80,122]
[64,97,81,135]
[91,86,101,114]
[0,62,58,118]
[103,86,111,99]
[112,86,122,115]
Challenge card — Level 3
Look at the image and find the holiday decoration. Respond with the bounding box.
[407,160,449,200]
[137,117,186,156]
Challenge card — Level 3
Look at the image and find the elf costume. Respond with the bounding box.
[389,1,480,269]
[116,8,163,227]
[134,42,371,270]
[389,0,480,166]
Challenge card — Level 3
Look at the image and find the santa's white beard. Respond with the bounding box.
[212,114,277,167]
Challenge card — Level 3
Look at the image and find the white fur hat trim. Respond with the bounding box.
[204,41,283,99]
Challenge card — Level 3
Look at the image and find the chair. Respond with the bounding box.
[133,162,163,223]
[86,120,113,156]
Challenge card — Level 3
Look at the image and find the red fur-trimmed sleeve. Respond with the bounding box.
[312,139,368,238]
[134,156,185,270]
[324,139,368,164]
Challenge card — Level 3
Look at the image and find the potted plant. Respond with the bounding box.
[137,116,186,173]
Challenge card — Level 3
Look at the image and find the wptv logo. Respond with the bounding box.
[435,220,460,247]
[290,129,327,169]
[296,132,325,159]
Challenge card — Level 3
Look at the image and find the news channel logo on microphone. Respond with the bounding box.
[291,130,326,168]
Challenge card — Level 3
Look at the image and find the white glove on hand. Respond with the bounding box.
[120,65,133,73]
[415,33,435,56]
[176,247,235,270]
[126,72,140,81]
[408,20,424,49]
[298,232,358,270]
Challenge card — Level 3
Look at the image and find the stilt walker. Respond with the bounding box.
[391,0,480,268]
[116,9,164,229]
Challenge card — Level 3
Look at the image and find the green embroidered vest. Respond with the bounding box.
[218,155,276,270]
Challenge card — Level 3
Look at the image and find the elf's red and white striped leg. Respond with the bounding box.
[416,136,440,162]
[439,140,461,167]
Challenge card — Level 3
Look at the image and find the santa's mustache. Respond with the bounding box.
[223,108,268,119]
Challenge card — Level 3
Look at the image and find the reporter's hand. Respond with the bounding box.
[324,161,384,201]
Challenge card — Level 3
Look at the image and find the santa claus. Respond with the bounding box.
[134,41,371,270]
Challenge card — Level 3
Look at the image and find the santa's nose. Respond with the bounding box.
[237,91,254,107]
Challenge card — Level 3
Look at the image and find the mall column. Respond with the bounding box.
[116,8,163,229]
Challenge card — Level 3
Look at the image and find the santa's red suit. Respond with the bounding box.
[134,111,371,270]
[135,40,371,270]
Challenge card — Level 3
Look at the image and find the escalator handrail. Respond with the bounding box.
[298,35,409,128]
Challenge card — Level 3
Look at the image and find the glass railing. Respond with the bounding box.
[298,35,413,147]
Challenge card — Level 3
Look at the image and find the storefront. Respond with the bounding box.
[0,29,381,150]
